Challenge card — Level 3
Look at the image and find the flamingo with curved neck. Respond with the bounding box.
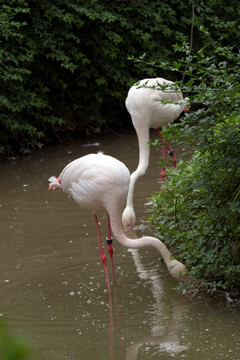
[122,78,189,230]
[48,152,187,293]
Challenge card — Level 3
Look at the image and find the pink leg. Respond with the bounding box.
[156,128,177,175]
[106,215,116,284]
[160,142,166,182]
[94,214,111,293]
[156,128,166,182]
[164,141,177,168]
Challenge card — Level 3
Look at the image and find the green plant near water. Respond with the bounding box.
[0,320,31,360]
[148,34,240,290]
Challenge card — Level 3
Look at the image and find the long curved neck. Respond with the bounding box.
[122,125,150,228]
[126,125,150,209]
[110,210,187,280]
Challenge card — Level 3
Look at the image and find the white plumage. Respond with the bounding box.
[48,152,187,292]
[122,78,189,229]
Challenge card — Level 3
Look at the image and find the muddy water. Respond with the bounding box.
[0,128,240,360]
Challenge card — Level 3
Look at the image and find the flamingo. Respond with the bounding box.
[122,78,189,230]
[48,152,187,293]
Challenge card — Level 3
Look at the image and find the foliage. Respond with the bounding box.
[0,0,187,155]
[1,0,240,155]
[0,319,31,360]
[148,32,240,290]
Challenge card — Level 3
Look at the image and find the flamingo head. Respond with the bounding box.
[122,206,135,231]
[167,258,188,281]
[48,176,61,191]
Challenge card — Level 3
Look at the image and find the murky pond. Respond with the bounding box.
[0,128,240,360]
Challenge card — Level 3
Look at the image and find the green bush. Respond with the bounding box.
[0,0,188,154]
[0,320,31,360]
[150,118,240,289]
[148,33,240,290]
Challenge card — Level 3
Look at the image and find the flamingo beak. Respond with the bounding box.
[124,224,134,232]
[48,185,57,191]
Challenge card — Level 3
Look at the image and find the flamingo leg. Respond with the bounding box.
[160,137,166,182]
[164,141,177,168]
[156,128,177,184]
[156,128,166,182]
[106,215,116,284]
[94,214,111,293]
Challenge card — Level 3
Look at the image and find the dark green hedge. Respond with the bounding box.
[1,0,239,154]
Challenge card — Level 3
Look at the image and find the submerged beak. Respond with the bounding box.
[124,224,135,237]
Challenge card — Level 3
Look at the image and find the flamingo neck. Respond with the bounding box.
[111,212,187,280]
[122,126,150,228]
[134,125,151,181]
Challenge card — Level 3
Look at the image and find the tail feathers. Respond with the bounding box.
[48,176,61,191]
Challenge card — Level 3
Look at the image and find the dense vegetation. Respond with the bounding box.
[0,319,31,360]
[1,0,239,155]
[147,33,240,292]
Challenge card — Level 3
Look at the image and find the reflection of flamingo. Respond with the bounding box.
[108,287,125,360]
[122,78,189,229]
[48,152,187,293]
[126,246,189,359]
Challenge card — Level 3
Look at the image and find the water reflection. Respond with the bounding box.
[125,247,189,359]
[0,129,240,360]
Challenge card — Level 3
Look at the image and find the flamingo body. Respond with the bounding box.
[49,152,187,291]
[122,78,189,229]
[56,153,130,214]
[126,78,185,130]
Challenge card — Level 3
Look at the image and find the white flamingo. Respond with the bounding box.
[122,78,189,230]
[48,152,187,293]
